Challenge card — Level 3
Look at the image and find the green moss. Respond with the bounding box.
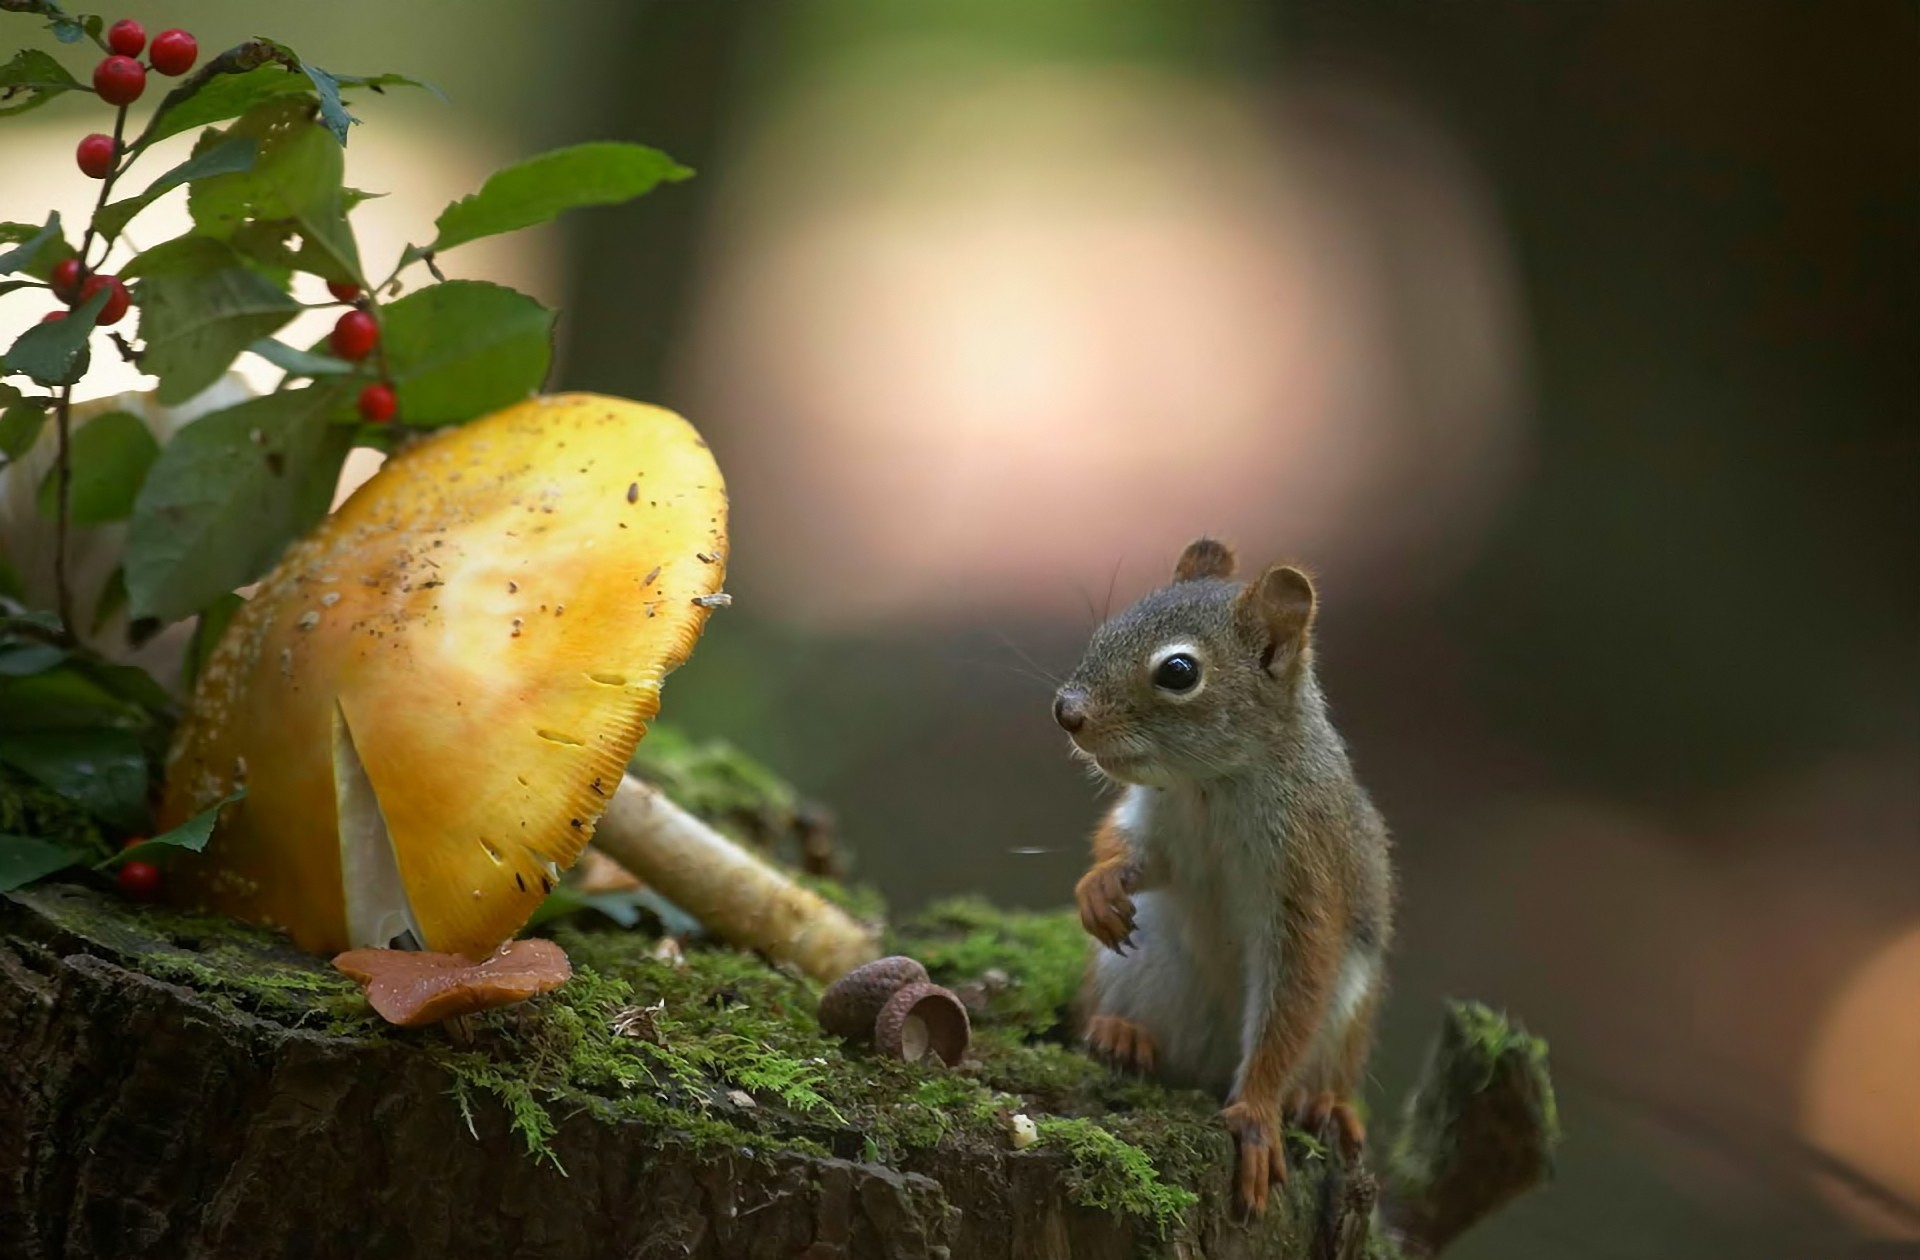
[10,882,372,1031]
[794,871,888,925]
[1387,1000,1560,1208]
[1450,999,1560,1144]
[629,724,805,854]
[1035,1116,1201,1238]
[7,880,1230,1234]
[449,1060,563,1169]
[892,895,1087,1037]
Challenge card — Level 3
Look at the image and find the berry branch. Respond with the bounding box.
[47,94,131,634]
[1,2,691,905]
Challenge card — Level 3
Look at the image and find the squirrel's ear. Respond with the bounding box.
[1238,564,1316,672]
[1174,537,1237,582]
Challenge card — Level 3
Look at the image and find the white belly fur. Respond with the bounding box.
[1087,782,1378,1097]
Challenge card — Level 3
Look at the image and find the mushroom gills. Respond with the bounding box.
[332,704,424,950]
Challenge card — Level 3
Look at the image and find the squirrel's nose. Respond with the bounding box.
[1053,690,1088,734]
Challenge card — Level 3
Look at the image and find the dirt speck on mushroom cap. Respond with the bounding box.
[160,394,730,957]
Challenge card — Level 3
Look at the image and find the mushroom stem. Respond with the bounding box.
[592,773,880,983]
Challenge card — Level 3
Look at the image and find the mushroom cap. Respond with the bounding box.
[334,938,572,1027]
[159,393,728,957]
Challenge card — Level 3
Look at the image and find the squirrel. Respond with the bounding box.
[1053,537,1395,1215]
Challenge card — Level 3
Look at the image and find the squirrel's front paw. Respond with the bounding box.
[1220,1099,1287,1214]
[1075,860,1138,952]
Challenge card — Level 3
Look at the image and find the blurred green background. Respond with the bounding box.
[6,2,1916,1256]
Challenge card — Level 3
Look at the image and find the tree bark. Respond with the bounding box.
[0,883,1554,1260]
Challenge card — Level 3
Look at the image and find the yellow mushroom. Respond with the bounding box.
[158,393,729,958]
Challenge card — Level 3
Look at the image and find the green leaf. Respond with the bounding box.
[125,386,353,623]
[139,46,437,152]
[0,219,75,283]
[381,281,554,425]
[4,285,109,387]
[334,71,443,100]
[114,232,202,281]
[47,11,102,45]
[183,591,244,691]
[423,143,692,256]
[0,49,82,117]
[0,728,148,833]
[34,410,159,525]
[247,337,355,379]
[0,643,65,676]
[300,63,357,144]
[133,237,302,404]
[0,213,63,275]
[0,401,47,460]
[0,609,64,636]
[69,657,175,715]
[224,220,304,277]
[139,45,310,149]
[90,564,127,636]
[0,669,137,734]
[526,886,702,935]
[102,790,244,867]
[0,834,88,893]
[189,99,361,284]
[95,136,259,240]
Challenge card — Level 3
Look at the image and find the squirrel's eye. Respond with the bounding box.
[1152,653,1201,693]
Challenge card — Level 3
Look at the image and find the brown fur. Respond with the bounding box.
[1055,538,1396,1215]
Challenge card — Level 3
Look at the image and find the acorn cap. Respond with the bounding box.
[333,938,572,1027]
[872,981,970,1066]
[816,955,929,1040]
[159,393,729,957]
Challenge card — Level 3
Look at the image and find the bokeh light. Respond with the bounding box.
[1803,926,1920,1238]
[683,52,1527,627]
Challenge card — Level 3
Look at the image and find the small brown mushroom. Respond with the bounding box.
[817,955,930,1040]
[873,981,970,1066]
[333,938,572,1028]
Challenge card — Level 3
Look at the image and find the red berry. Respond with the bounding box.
[330,309,378,360]
[117,860,161,902]
[79,274,130,326]
[358,382,397,424]
[51,258,83,301]
[326,280,362,303]
[76,132,117,179]
[93,54,146,106]
[149,28,198,77]
[106,19,146,56]
[40,310,67,324]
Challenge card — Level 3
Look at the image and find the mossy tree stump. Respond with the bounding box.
[0,883,1555,1260]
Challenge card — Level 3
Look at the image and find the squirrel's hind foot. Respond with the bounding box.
[1284,1088,1366,1162]
[1220,1099,1287,1214]
[1084,1014,1158,1075]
